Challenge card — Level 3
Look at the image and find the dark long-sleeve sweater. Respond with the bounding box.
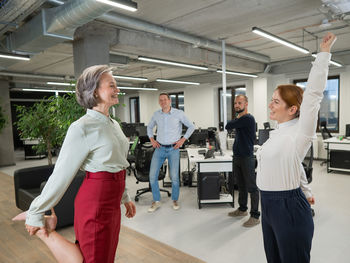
[225,114,256,157]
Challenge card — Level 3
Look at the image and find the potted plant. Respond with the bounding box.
[15,92,85,165]
[15,91,125,165]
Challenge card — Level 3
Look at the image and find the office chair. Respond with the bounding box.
[320,121,332,166]
[133,143,171,202]
[126,136,139,176]
[263,122,271,130]
[302,144,315,217]
[345,124,350,138]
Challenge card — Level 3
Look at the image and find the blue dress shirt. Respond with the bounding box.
[147,108,195,145]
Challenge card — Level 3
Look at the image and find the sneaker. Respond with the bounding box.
[243,217,260,227]
[148,201,161,213]
[172,201,180,210]
[228,209,248,217]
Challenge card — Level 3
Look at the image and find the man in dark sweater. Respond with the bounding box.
[225,95,260,227]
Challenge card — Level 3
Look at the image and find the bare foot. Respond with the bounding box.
[12,208,57,232]
[45,209,57,232]
[12,211,27,221]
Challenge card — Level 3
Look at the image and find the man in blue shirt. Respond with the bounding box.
[225,95,260,227]
[147,93,195,212]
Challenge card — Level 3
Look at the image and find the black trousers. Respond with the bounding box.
[260,188,314,263]
[232,156,260,219]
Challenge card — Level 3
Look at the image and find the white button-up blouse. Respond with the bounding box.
[256,52,331,198]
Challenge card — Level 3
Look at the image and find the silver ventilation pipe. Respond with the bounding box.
[98,12,270,63]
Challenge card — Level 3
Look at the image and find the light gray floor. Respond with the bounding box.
[2,151,350,263]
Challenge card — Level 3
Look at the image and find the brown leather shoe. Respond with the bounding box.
[243,217,260,227]
[228,209,248,217]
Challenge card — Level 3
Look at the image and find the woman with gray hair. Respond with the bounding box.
[13,65,136,263]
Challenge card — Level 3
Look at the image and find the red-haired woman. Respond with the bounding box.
[256,32,337,263]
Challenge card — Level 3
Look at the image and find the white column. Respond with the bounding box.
[221,40,227,127]
[253,77,268,129]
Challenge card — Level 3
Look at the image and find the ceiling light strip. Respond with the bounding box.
[118,86,158,91]
[252,27,309,54]
[47,82,75,86]
[156,79,200,85]
[216,70,258,78]
[0,53,30,61]
[22,88,75,93]
[96,0,137,12]
[113,75,148,81]
[138,56,208,71]
[311,54,342,67]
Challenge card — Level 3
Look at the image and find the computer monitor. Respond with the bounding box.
[346,124,350,137]
[189,129,208,147]
[122,125,137,137]
[258,129,270,146]
[135,126,148,137]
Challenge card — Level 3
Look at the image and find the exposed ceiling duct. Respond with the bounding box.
[97,12,270,64]
[3,0,269,65]
[5,0,115,53]
[0,0,47,38]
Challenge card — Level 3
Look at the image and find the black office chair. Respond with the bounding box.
[302,144,315,217]
[320,121,332,166]
[320,121,332,139]
[133,143,171,202]
[263,122,271,130]
[126,136,139,176]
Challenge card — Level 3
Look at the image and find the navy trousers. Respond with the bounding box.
[260,188,314,263]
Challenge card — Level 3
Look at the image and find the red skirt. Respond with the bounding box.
[74,170,126,263]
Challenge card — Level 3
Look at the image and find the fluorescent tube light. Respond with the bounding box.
[47,82,75,86]
[96,0,137,12]
[118,86,158,91]
[22,88,75,93]
[22,88,125,95]
[252,27,309,54]
[0,52,30,61]
[156,79,200,85]
[236,88,247,91]
[113,75,148,81]
[138,56,208,71]
[217,70,258,78]
[311,53,342,67]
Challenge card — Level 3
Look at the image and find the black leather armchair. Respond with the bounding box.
[14,165,85,229]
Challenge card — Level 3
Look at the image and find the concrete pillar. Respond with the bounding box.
[73,22,118,78]
[0,80,15,167]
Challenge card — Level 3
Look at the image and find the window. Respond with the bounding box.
[169,92,184,111]
[294,76,339,132]
[129,97,140,123]
[218,86,246,122]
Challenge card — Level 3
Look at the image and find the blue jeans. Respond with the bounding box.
[149,147,180,201]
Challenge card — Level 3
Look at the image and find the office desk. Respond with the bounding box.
[22,139,46,160]
[187,148,234,209]
[323,137,350,173]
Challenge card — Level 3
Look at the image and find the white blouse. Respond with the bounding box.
[256,52,331,198]
[26,109,131,227]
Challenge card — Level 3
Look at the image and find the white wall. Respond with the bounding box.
[114,94,132,123]
[252,77,268,129]
[184,84,215,128]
